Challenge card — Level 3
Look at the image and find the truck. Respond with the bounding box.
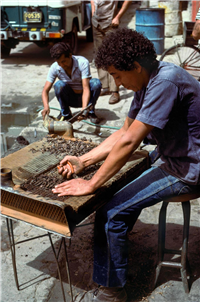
[1,0,93,58]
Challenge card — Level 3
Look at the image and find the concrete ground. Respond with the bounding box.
[1,68,200,302]
[1,3,200,302]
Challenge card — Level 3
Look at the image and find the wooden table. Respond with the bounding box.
[1,136,149,302]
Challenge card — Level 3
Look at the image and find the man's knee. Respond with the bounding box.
[54,80,68,94]
[90,78,102,91]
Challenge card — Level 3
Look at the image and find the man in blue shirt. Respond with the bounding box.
[42,42,101,124]
[53,29,200,302]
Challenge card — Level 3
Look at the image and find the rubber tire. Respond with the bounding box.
[62,22,78,54]
[1,45,11,58]
[70,23,78,54]
[86,26,93,42]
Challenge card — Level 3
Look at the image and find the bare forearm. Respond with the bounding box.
[89,120,154,191]
[116,0,131,19]
[42,90,49,108]
[42,81,53,109]
[91,0,95,16]
[80,125,127,168]
[90,136,137,190]
[82,89,90,109]
[41,93,50,119]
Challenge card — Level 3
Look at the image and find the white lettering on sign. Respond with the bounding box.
[49,15,61,20]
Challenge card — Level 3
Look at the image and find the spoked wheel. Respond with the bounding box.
[159,44,200,81]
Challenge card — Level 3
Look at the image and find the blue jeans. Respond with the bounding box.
[93,166,200,287]
[54,78,101,117]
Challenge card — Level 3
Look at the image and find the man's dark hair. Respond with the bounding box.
[95,28,158,72]
[50,42,72,60]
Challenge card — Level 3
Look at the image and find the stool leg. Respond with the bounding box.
[154,201,168,287]
[180,201,190,293]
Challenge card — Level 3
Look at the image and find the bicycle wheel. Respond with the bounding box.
[159,44,200,81]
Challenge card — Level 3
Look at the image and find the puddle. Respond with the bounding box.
[1,113,32,130]
[1,111,37,157]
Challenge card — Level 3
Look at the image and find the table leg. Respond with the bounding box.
[6,218,19,290]
[5,217,73,301]
[48,233,73,302]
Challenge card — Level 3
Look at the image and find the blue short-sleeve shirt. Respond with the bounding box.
[47,55,92,90]
[128,61,200,185]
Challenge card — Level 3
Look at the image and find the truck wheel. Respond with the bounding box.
[71,23,78,54]
[86,27,93,42]
[63,23,78,54]
[1,45,11,58]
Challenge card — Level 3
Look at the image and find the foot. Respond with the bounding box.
[100,88,111,96]
[75,286,127,302]
[88,112,100,124]
[109,92,120,104]
[57,112,72,121]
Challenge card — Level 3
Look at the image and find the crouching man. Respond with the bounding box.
[42,42,101,124]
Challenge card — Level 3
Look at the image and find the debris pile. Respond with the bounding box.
[30,135,96,157]
[20,135,101,201]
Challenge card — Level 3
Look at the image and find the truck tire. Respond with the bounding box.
[71,23,78,54]
[1,45,11,58]
[86,27,93,42]
[63,22,78,54]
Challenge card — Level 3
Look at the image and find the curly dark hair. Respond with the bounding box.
[95,28,158,72]
[50,42,72,60]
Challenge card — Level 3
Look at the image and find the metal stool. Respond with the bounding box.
[154,192,200,293]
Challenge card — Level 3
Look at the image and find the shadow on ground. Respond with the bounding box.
[22,215,200,301]
[1,35,94,66]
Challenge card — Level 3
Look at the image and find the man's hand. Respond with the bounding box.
[57,156,84,179]
[112,0,131,28]
[112,16,120,27]
[41,106,50,120]
[77,108,89,121]
[192,20,200,40]
[52,178,94,196]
